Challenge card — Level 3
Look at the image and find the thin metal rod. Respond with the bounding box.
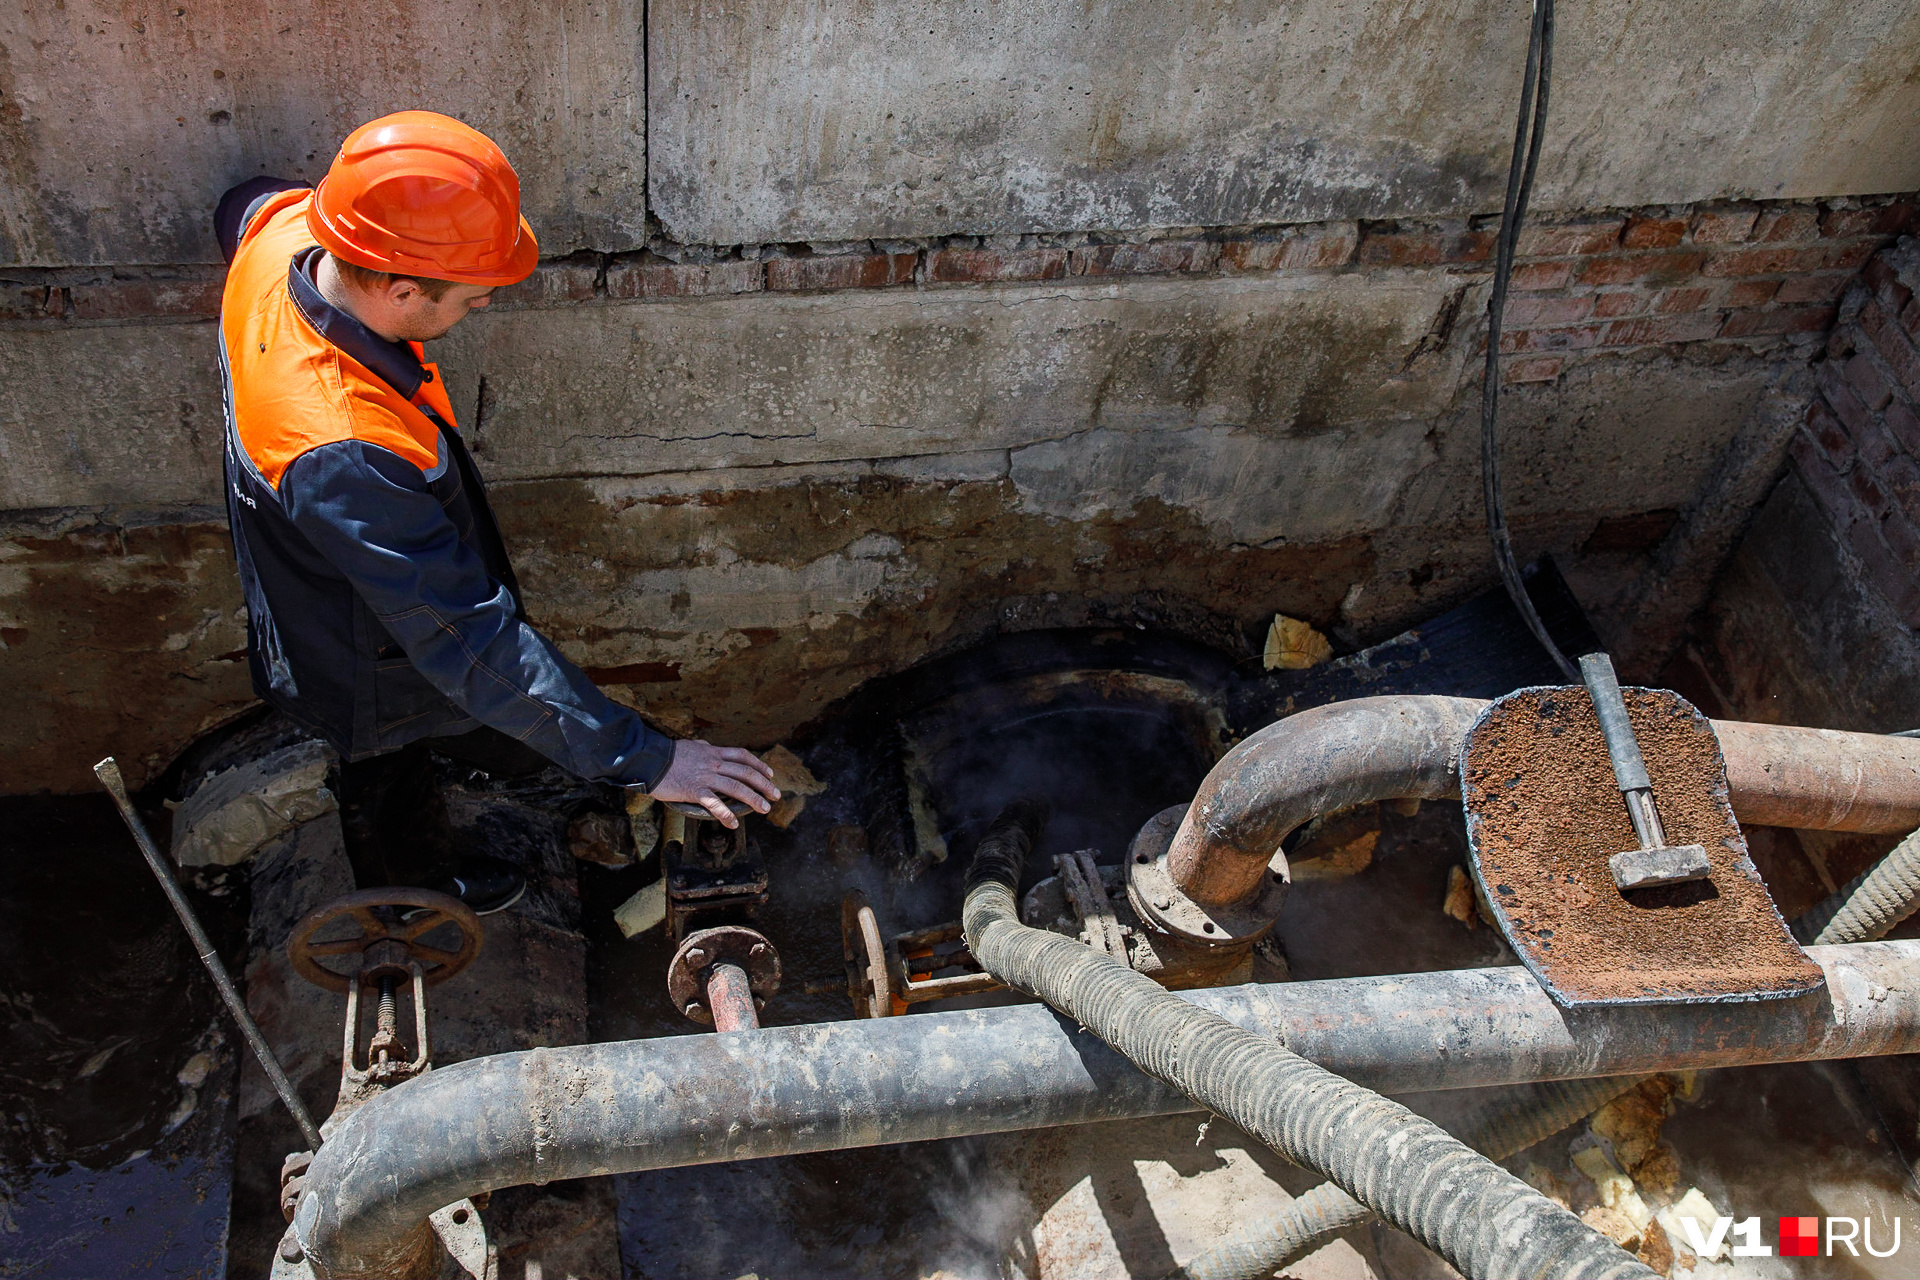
[93,755,324,1150]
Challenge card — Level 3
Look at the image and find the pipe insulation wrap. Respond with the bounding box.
[962,804,1654,1280]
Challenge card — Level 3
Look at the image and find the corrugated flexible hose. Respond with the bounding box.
[961,802,1655,1280]
[1187,825,1920,1280]
[1174,1075,1645,1280]
[1794,826,1920,946]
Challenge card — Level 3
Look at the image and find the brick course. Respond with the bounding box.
[1781,237,1920,627]
[766,251,916,291]
[1,195,1910,356]
[927,247,1066,284]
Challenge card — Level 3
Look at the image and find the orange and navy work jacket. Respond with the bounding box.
[215,179,674,783]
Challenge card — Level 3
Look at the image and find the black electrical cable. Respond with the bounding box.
[1482,0,1579,682]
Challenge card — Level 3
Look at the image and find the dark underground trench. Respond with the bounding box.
[6,570,1920,1280]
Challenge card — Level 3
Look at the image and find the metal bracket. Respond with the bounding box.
[430,1198,498,1280]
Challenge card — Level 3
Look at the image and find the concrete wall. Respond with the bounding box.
[3,0,1919,793]
[0,0,644,265]
[4,0,1918,265]
[11,197,1909,791]
[650,0,1920,245]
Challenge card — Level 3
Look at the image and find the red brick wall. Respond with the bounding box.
[8,196,1910,340]
[1788,238,1920,626]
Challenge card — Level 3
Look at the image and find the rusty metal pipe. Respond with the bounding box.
[295,940,1920,1276]
[1168,696,1486,907]
[707,963,759,1032]
[1716,720,1920,834]
[1167,695,1920,911]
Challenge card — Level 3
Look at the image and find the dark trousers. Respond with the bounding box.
[334,726,549,889]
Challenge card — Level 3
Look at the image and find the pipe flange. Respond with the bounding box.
[667,925,781,1026]
[1126,804,1288,949]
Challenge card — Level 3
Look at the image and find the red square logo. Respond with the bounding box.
[1780,1216,1821,1257]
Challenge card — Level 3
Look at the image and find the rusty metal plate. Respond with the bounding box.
[1463,685,1823,1008]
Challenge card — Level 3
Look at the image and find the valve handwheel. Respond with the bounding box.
[287,887,483,992]
[840,890,893,1019]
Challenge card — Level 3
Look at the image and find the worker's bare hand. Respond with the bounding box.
[651,739,780,828]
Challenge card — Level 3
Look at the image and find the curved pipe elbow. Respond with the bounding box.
[1167,696,1486,907]
[1167,695,1920,911]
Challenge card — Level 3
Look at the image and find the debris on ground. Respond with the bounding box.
[171,740,336,868]
[1289,805,1380,881]
[1263,614,1333,670]
[898,734,949,877]
[569,809,635,867]
[763,744,826,828]
[627,793,660,859]
[1519,1161,1572,1208]
[1442,864,1479,929]
[614,879,667,938]
[1573,1139,1677,1274]
[1591,1076,1681,1197]
[1572,1143,1654,1230]
[1657,1186,1728,1262]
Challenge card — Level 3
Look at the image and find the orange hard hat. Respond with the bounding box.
[307,111,538,287]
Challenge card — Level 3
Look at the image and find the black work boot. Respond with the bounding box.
[438,853,527,915]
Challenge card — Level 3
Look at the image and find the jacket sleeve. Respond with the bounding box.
[280,439,677,788]
[214,177,309,263]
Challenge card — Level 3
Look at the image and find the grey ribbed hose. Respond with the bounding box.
[1176,1075,1644,1280]
[1189,825,1920,1280]
[1794,827,1920,945]
[962,804,1654,1280]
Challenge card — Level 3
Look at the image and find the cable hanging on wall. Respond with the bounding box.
[1482,0,1580,682]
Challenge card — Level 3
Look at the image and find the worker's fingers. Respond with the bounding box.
[712,746,776,779]
[695,791,740,828]
[712,759,781,800]
[709,771,774,815]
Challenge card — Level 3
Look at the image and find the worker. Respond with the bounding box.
[212,111,778,913]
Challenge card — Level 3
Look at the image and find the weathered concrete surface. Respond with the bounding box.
[0,511,250,792]
[0,322,222,509]
[0,0,644,267]
[484,348,1780,748]
[0,264,1806,791]
[650,0,1920,244]
[439,272,1470,482]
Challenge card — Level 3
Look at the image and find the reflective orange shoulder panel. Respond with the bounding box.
[222,194,449,491]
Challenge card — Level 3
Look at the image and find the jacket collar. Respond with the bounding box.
[286,246,432,403]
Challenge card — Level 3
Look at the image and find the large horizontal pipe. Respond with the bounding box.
[1717,719,1920,834]
[299,940,1920,1276]
[1167,696,1920,910]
